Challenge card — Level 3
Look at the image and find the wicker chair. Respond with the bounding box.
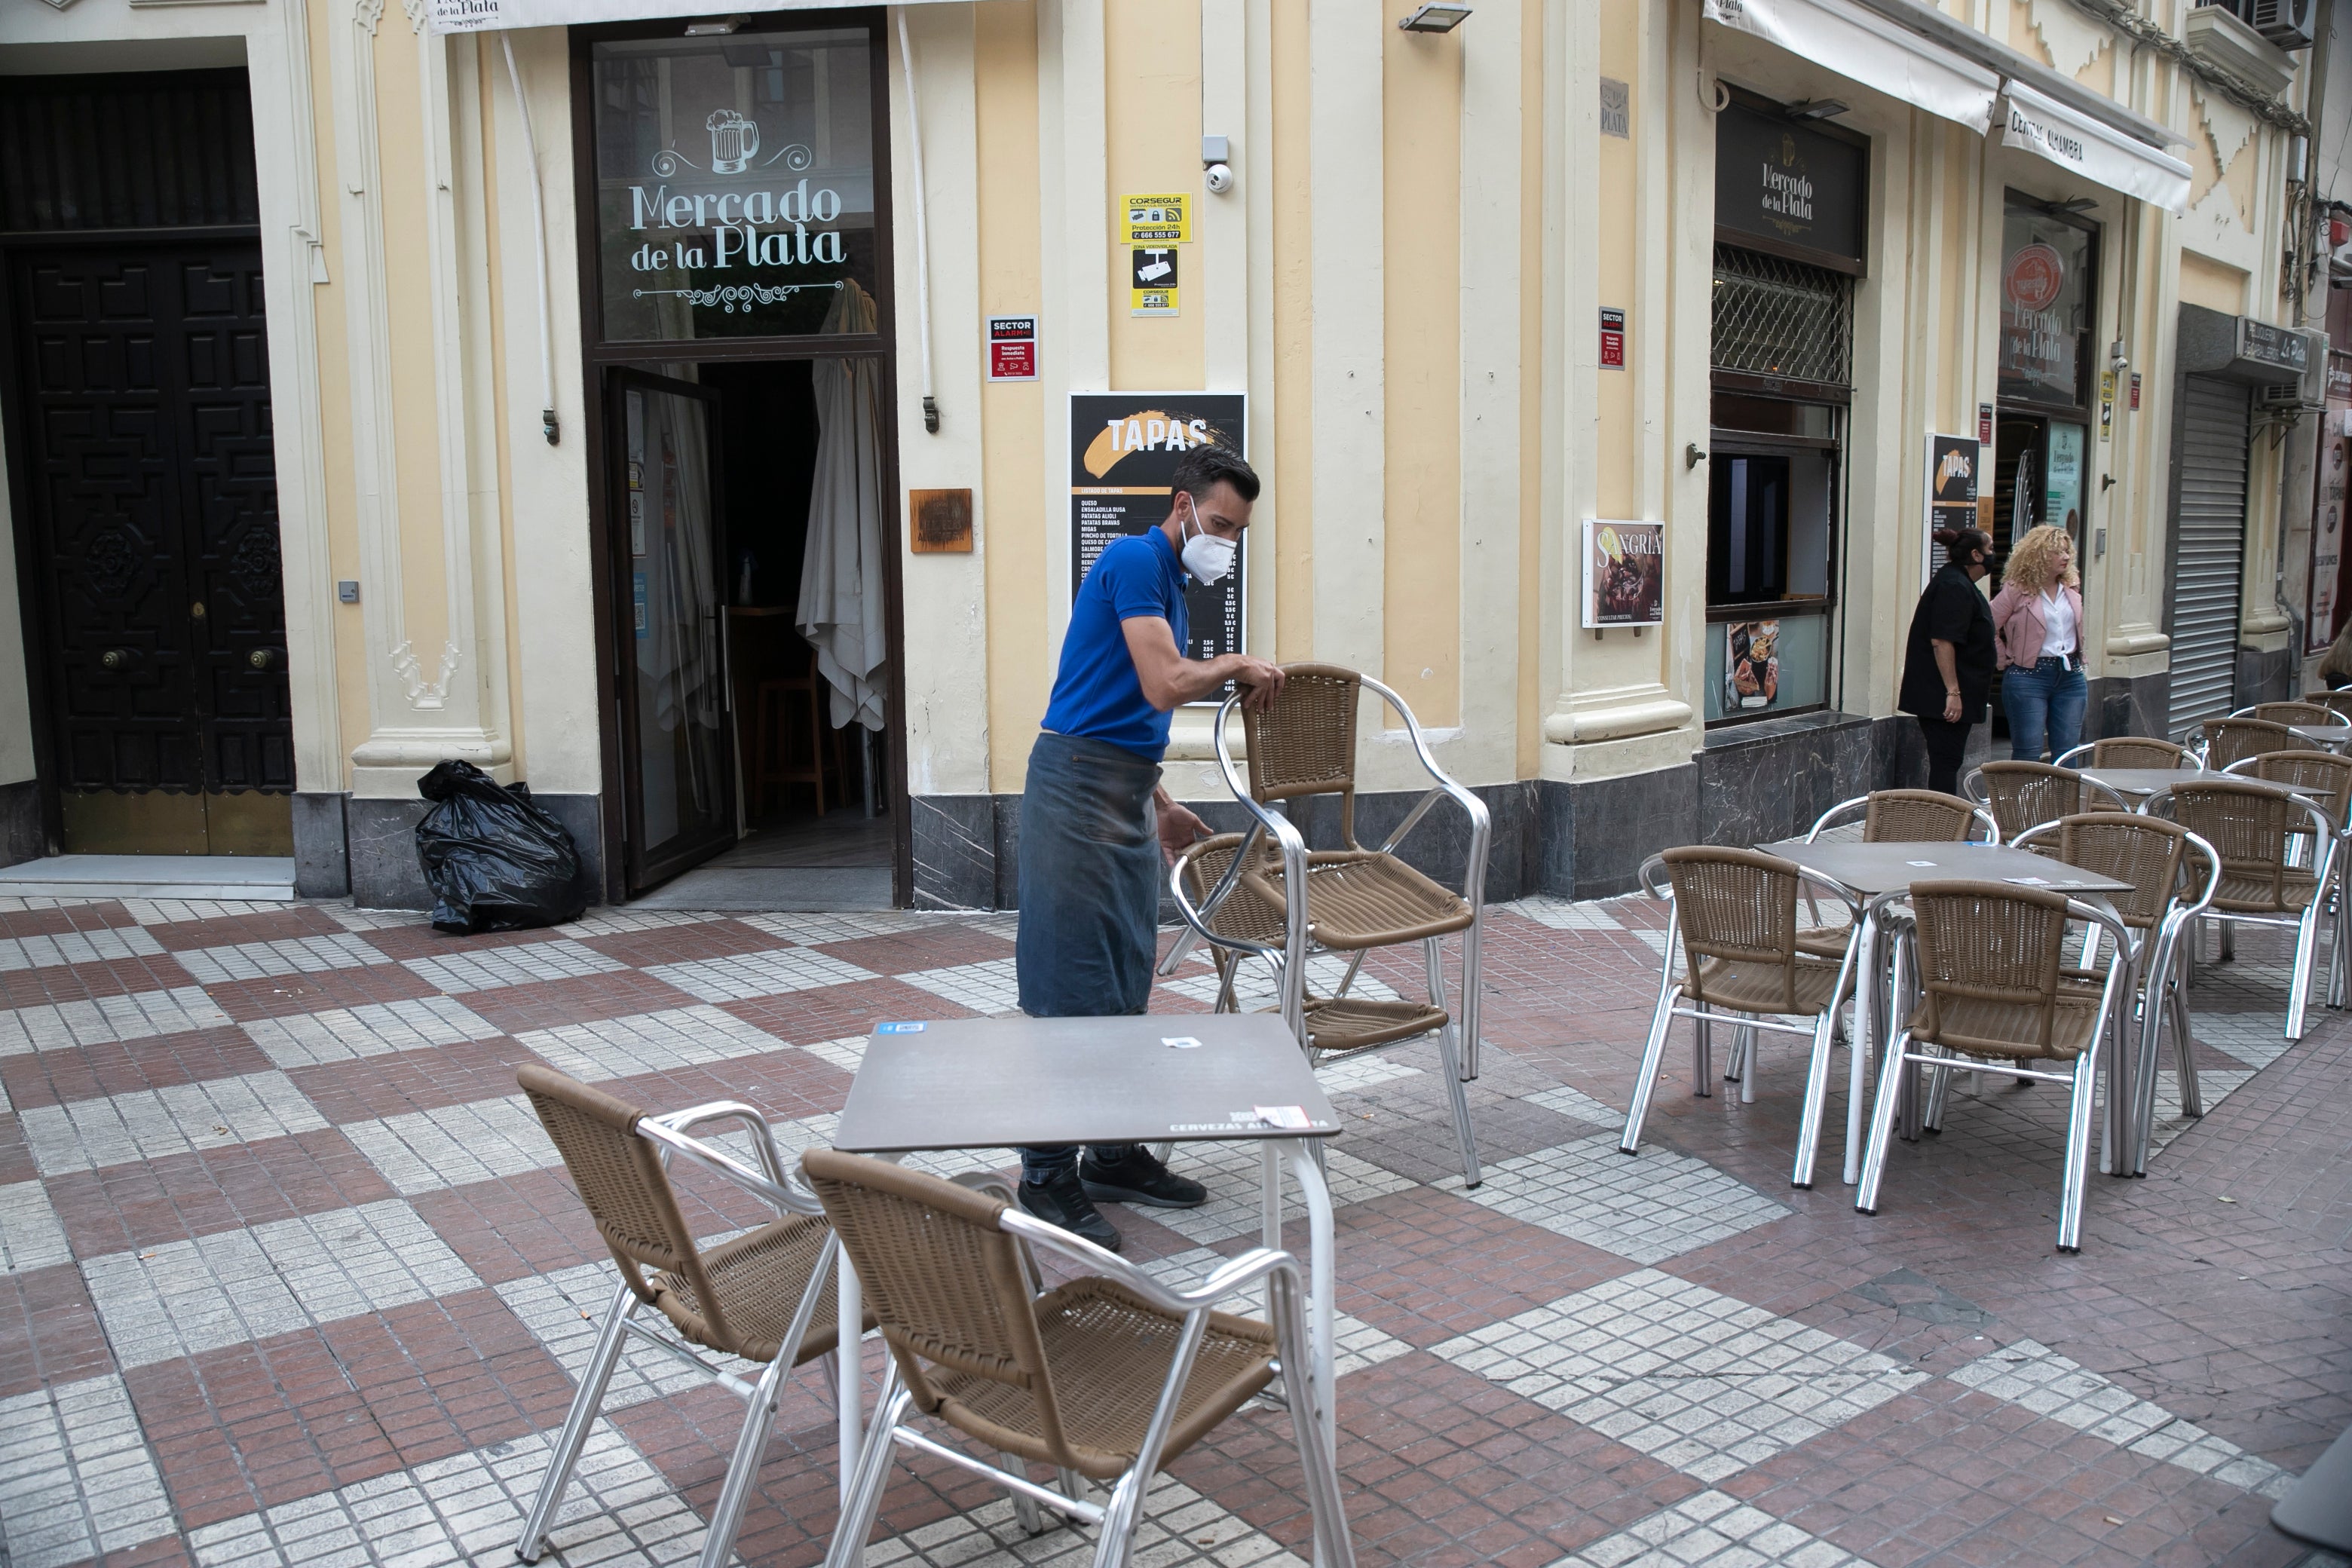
[2148,777,2341,1041]
[1962,761,2127,843]
[1163,663,1487,1182]
[801,1150,1357,1568]
[2008,814,2219,1175]
[1621,847,1864,1190]
[2303,690,2352,723]
[1171,831,1478,1182]
[2053,737,2200,770]
[513,1065,859,1568]
[2195,717,2312,770]
[2238,750,2352,1009]
[1795,789,1998,959]
[1854,881,2134,1252]
[2237,700,2341,728]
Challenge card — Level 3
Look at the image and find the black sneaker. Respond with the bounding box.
[1080,1146,1208,1209]
[1017,1168,1122,1251]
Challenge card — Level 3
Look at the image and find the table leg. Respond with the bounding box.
[838,1251,862,1506]
[1842,911,1879,1187]
[1279,1140,1338,1463]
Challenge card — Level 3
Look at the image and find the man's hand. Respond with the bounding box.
[1943,691,1963,723]
[1156,796,1208,866]
[1233,656,1286,712]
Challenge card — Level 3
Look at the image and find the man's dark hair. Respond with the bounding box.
[1171,443,1260,505]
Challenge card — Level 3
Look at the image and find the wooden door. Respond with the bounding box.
[9,241,291,853]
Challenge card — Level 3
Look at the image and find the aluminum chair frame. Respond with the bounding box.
[813,1168,1358,1568]
[1805,791,2001,845]
[2053,738,2203,770]
[1619,850,1867,1190]
[1159,669,1487,1179]
[2006,818,2221,1177]
[2232,700,2347,728]
[2147,779,2341,1042]
[1167,833,1481,1185]
[515,1099,841,1568]
[1854,887,2136,1253]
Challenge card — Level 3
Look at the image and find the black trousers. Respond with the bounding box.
[1916,715,1972,797]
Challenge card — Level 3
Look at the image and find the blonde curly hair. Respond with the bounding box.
[2002,523,2081,595]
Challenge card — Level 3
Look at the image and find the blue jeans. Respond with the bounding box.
[2002,657,2087,763]
[1013,730,1161,1181]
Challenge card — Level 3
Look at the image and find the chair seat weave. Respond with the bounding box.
[1302,994,1450,1052]
[648,1212,860,1364]
[1239,849,1473,950]
[1905,978,2105,1062]
[1795,925,1859,961]
[931,1277,1276,1480]
[1686,954,1848,1016]
[2213,871,2319,914]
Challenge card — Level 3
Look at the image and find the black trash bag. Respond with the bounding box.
[415,760,587,935]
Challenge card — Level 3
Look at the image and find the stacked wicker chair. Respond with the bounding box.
[1165,663,1487,1184]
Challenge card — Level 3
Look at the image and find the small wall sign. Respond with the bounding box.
[1122,192,1190,243]
[987,315,1037,381]
[909,489,974,553]
[1977,402,1994,445]
[1132,247,1179,317]
[1600,307,1625,369]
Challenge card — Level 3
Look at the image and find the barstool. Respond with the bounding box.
[755,641,843,815]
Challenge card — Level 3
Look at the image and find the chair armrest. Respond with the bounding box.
[2178,833,2221,917]
[636,1112,821,1217]
[1805,795,1870,842]
[1165,827,1281,960]
[999,1203,1305,1315]
[1639,854,1671,899]
[1357,673,1490,902]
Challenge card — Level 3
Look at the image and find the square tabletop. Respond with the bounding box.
[834,1012,1342,1154]
[2081,767,2325,801]
[1753,839,2135,897]
[2289,724,2352,745]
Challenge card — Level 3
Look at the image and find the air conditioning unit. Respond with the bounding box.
[2255,328,2330,412]
[2246,0,2317,50]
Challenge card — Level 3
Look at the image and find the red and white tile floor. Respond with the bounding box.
[0,890,2342,1567]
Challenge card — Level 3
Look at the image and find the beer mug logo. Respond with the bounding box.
[708,109,758,175]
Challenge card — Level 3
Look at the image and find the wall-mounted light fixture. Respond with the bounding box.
[683,14,745,35]
[1787,100,1848,121]
[1399,3,1472,32]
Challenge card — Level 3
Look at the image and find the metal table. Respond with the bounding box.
[832,1012,1346,1478]
[1759,840,2135,1183]
[2289,723,2352,752]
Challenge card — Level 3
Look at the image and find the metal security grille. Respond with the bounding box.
[1711,246,1853,388]
[2166,376,2252,736]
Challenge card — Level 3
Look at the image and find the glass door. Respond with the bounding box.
[609,369,736,892]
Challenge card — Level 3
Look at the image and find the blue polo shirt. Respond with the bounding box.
[1043,528,1190,761]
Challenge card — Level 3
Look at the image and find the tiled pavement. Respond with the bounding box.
[0,892,2345,1568]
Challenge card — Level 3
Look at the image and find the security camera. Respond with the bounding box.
[1205,161,1234,196]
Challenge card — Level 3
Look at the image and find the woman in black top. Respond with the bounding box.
[1899,528,1996,795]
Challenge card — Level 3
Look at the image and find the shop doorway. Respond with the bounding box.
[0,72,292,856]
[599,352,896,905]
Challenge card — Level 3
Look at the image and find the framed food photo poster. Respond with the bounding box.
[1583,520,1664,629]
[1723,620,1782,712]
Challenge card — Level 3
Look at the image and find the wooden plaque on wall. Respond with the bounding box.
[910,488,974,553]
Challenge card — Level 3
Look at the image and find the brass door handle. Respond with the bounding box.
[190,601,206,620]
[100,648,129,670]
[249,649,277,670]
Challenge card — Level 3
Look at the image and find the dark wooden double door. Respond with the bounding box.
[8,240,292,854]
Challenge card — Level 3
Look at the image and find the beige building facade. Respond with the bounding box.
[0,0,2329,909]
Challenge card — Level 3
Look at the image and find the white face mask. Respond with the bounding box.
[1178,501,1238,586]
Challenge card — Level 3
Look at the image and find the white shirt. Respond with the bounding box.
[2039,587,2076,660]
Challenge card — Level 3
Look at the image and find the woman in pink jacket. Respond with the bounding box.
[1990,524,2087,761]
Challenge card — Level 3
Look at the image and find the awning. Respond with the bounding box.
[1700,0,2001,134]
[1702,0,2194,213]
[1999,82,2193,214]
[427,0,954,33]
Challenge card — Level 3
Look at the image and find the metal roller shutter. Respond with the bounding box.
[2166,375,2251,736]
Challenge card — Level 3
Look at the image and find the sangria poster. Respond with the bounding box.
[1584,520,1664,628]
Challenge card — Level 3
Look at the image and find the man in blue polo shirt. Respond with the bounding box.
[1015,443,1285,1248]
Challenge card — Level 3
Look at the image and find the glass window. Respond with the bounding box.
[1998,200,2097,410]
[1704,614,1830,722]
[591,27,879,343]
[1707,446,1835,605]
[1710,394,1836,438]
